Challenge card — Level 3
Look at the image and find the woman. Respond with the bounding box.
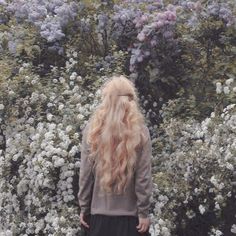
[78,75,153,236]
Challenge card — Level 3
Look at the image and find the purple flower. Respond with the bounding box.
[163,31,173,39]
[187,1,195,10]
[0,0,7,5]
[4,0,79,44]
[166,11,176,21]
[150,39,157,46]
[137,32,146,41]
[156,20,164,28]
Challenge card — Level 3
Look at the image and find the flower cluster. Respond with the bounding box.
[180,1,236,28]
[216,78,236,95]
[5,0,79,42]
[151,101,236,235]
[0,49,103,234]
[112,2,179,72]
[207,2,235,27]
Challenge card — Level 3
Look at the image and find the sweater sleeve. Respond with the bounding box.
[134,126,153,218]
[77,123,94,215]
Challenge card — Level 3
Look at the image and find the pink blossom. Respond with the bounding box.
[137,32,146,41]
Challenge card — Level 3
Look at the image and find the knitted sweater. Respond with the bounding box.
[77,122,153,218]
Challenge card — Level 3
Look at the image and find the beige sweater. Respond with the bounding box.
[77,122,153,218]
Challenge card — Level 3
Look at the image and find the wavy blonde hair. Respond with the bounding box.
[86,75,147,195]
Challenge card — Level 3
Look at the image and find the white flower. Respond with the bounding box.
[59,77,65,83]
[218,183,224,190]
[19,67,25,73]
[77,114,84,120]
[216,82,222,94]
[70,72,77,80]
[9,90,15,96]
[60,216,66,223]
[224,114,230,120]
[77,75,82,81]
[194,188,199,193]
[1,230,13,236]
[154,224,161,235]
[226,162,234,170]
[225,78,234,85]
[66,125,73,132]
[162,226,170,236]
[47,113,53,121]
[72,51,78,58]
[31,79,37,84]
[54,158,65,167]
[158,218,165,226]
[58,104,64,110]
[210,112,215,118]
[199,204,205,214]
[215,202,220,210]
[66,177,73,183]
[0,104,4,110]
[231,224,236,234]
[226,104,235,110]
[215,230,223,236]
[210,175,218,186]
[223,86,230,94]
[186,210,196,219]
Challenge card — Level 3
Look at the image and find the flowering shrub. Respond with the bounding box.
[5,0,79,43]
[149,102,236,235]
[0,0,236,235]
[0,47,129,235]
[0,56,94,235]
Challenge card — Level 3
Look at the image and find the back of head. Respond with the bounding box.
[86,75,147,195]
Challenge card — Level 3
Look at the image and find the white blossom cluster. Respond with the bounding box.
[150,101,236,235]
[216,78,236,95]
[0,50,104,234]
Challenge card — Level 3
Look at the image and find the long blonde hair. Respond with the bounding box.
[86,75,147,195]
